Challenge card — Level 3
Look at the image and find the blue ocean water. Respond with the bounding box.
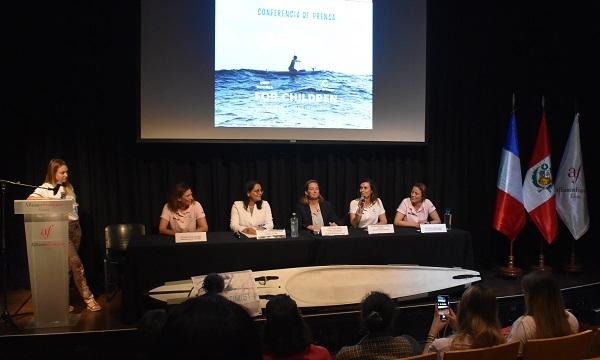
[215,69,372,129]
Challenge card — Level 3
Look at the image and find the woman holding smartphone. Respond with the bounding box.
[423,285,505,357]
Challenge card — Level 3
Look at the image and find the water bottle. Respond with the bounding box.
[290,212,299,238]
[444,208,452,230]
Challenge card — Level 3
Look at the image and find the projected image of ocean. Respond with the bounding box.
[214,69,372,129]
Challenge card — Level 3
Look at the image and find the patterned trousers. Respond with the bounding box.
[68,220,92,300]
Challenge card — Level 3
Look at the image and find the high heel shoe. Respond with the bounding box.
[84,296,102,312]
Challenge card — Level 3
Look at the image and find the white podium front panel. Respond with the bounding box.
[15,200,72,328]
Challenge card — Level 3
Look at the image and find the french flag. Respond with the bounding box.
[523,111,558,244]
[493,113,526,241]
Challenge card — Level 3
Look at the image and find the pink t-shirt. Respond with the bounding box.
[160,201,206,233]
[396,198,436,223]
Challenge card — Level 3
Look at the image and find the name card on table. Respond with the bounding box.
[320,226,349,236]
[419,224,447,233]
[367,224,395,234]
[175,232,207,243]
[256,229,287,239]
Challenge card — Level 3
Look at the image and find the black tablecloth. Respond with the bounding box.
[122,227,473,322]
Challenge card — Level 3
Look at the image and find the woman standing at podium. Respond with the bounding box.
[27,158,101,312]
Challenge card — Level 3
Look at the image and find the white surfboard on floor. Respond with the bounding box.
[147,264,480,308]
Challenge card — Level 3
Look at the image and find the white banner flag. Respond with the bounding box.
[555,114,589,239]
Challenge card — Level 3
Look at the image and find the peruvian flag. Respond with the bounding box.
[522,112,559,243]
[493,113,526,241]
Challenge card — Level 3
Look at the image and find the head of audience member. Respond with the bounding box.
[409,182,427,205]
[301,179,325,205]
[522,270,572,338]
[154,295,262,360]
[167,182,194,212]
[358,178,379,203]
[453,285,505,348]
[202,272,225,296]
[360,291,396,335]
[243,179,264,210]
[263,294,312,358]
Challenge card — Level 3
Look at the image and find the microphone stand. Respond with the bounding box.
[0,179,54,331]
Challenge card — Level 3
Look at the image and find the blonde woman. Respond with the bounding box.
[28,158,101,311]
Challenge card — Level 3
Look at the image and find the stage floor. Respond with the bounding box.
[2,266,600,357]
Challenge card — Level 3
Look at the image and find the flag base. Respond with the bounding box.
[531,254,552,272]
[499,255,522,278]
[563,248,583,273]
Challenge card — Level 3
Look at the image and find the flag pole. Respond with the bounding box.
[563,237,583,273]
[532,237,551,272]
[500,239,522,278]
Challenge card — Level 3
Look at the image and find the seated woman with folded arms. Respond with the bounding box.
[297,179,343,234]
[230,180,274,235]
[159,182,208,235]
[348,178,387,228]
[394,182,441,229]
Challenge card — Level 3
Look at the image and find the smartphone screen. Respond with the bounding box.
[437,295,450,321]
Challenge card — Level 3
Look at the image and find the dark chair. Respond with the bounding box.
[104,223,145,301]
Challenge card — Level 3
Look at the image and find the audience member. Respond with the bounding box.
[394,182,441,228]
[348,179,387,228]
[423,285,505,358]
[507,270,579,352]
[297,179,343,234]
[159,182,208,235]
[263,294,332,360]
[138,294,262,360]
[230,180,274,235]
[336,291,420,360]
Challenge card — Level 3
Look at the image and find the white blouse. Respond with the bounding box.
[230,200,274,233]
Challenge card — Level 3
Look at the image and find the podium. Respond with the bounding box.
[14,199,75,328]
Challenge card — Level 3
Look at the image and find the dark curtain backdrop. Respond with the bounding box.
[3,1,598,290]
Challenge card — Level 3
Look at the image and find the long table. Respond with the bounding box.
[122,227,473,323]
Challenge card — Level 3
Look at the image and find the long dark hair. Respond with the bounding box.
[263,294,312,357]
[522,271,573,338]
[167,182,192,212]
[243,180,263,210]
[358,178,379,203]
[361,291,395,335]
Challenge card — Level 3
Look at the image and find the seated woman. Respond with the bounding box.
[297,179,343,234]
[336,291,420,360]
[263,294,332,360]
[159,182,208,235]
[423,285,506,358]
[394,182,441,228]
[230,180,274,235]
[507,270,579,353]
[348,178,387,228]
